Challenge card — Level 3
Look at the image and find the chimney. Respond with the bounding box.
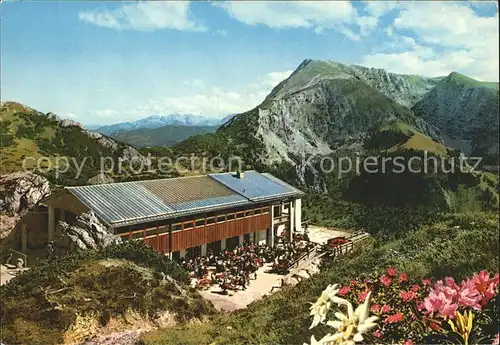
[236,170,245,179]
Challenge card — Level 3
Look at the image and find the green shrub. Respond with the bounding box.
[140,212,499,345]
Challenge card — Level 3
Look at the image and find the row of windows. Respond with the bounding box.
[171,207,267,231]
[119,206,269,238]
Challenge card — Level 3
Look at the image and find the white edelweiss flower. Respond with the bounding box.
[325,291,379,344]
[309,284,339,329]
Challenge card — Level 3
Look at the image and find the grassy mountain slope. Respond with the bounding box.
[412,72,499,163]
[267,59,442,107]
[109,124,218,148]
[0,102,147,184]
[171,60,480,209]
[174,60,442,166]
[0,242,215,345]
[140,212,499,345]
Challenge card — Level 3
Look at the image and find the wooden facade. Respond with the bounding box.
[118,206,272,254]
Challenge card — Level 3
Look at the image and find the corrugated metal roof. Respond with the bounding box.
[169,194,250,214]
[261,173,305,195]
[142,176,235,204]
[65,171,303,227]
[208,171,300,202]
[67,183,174,225]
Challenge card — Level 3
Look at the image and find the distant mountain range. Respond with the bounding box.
[88,114,235,136]
[2,59,498,210]
[0,102,148,184]
[110,124,219,148]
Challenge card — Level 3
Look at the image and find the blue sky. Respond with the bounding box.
[1,1,498,125]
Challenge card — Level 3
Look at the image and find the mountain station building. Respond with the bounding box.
[27,171,303,260]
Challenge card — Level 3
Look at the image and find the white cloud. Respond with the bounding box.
[182,79,205,88]
[214,1,356,28]
[363,1,401,17]
[79,2,206,31]
[392,2,498,51]
[362,2,499,81]
[216,29,229,36]
[94,109,119,117]
[213,1,371,41]
[91,69,293,120]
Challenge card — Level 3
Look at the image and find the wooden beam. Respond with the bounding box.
[168,222,172,254]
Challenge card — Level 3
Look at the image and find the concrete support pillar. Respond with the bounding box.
[289,200,295,242]
[270,205,275,247]
[221,238,227,251]
[238,234,244,246]
[257,230,265,245]
[21,223,27,254]
[295,198,302,232]
[180,250,186,259]
[48,206,55,242]
[201,244,207,257]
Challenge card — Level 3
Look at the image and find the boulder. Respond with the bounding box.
[0,172,51,216]
[0,172,51,244]
[52,211,121,257]
[87,172,114,185]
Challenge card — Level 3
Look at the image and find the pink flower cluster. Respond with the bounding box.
[421,271,499,319]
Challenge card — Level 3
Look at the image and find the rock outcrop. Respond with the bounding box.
[87,172,115,185]
[0,172,51,242]
[51,211,121,257]
[0,172,51,216]
[412,72,499,158]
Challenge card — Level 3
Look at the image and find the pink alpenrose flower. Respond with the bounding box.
[384,312,404,324]
[380,274,392,287]
[337,285,351,297]
[399,273,408,282]
[381,304,392,313]
[422,278,432,287]
[386,267,397,277]
[400,290,418,302]
[359,290,369,302]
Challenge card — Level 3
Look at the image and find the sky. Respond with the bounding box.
[1,1,498,125]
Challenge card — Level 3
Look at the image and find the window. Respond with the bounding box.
[216,215,226,223]
[245,210,253,217]
[195,219,205,227]
[227,213,235,221]
[254,208,262,215]
[183,221,194,230]
[207,217,215,225]
[172,223,182,231]
[236,212,244,219]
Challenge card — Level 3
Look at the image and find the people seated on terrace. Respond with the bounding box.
[180,236,314,292]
